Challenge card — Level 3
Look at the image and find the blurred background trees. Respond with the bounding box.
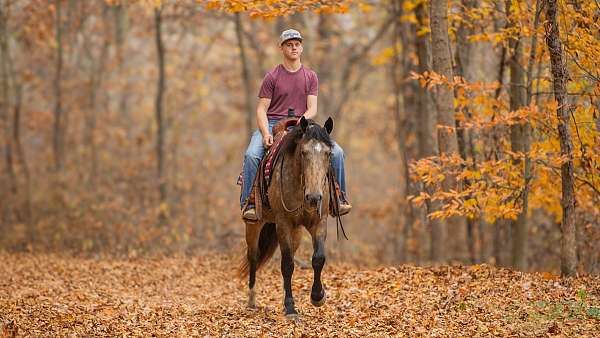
[0,0,598,276]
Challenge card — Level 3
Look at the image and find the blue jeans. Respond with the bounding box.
[240,119,347,209]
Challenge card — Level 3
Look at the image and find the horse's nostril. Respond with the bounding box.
[305,194,322,204]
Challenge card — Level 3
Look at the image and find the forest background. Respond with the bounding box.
[0,0,598,276]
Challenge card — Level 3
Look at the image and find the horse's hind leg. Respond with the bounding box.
[309,219,327,306]
[246,221,262,308]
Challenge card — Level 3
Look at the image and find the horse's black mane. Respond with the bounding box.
[280,119,333,155]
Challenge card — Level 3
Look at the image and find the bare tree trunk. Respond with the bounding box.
[415,3,435,160]
[234,13,254,137]
[594,99,600,132]
[2,3,33,243]
[12,81,33,242]
[390,0,411,263]
[545,0,577,277]
[526,0,543,106]
[113,4,129,120]
[566,0,586,274]
[455,0,478,264]
[85,75,98,185]
[491,0,508,267]
[85,6,110,186]
[244,21,267,76]
[493,219,503,265]
[53,0,65,172]
[315,15,334,116]
[429,0,459,263]
[413,2,438,264]
[400,12,420,264]
[0,3,18,223]
[505,0,531,271]
[154,7,167,214]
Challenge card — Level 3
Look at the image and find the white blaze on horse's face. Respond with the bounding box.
[301,139,332,208]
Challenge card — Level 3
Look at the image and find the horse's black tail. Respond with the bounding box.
[239,223,278,278]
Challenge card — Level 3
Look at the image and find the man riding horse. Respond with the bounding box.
[240,29,352,220]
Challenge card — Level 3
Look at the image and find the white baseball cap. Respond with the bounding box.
[280,29,303,45]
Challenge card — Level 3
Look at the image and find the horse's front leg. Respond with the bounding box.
[310,219,327,307]
[278,229,298,319]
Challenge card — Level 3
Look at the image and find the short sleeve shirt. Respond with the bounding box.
[258,64,318,119]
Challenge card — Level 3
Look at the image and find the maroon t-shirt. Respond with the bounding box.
[258,64,318,119]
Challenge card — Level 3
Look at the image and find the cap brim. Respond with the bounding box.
[280,38,303,45]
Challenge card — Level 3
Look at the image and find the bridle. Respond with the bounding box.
[279,150,305,214]
[278,143,328,218]
[276,128,348,240]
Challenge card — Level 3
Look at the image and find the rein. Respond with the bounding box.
[328,167,348,240]
[279,151,303,213]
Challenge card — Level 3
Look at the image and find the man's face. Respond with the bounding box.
[280,39,303,61]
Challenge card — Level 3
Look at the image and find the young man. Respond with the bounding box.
[240,29,351,220]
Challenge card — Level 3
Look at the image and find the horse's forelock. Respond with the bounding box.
[280,120,332,155]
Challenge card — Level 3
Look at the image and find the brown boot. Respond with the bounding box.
[337,201,352,216]
[242,206,258,221]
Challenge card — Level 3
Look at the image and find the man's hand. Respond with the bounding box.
[263,134,273,148]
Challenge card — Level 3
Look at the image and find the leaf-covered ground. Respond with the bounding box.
[1,253,599,337]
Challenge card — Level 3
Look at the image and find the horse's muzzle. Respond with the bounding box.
[305,193,322,207]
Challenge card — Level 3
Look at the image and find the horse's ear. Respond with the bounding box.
[300,116,308,132]
[324,117,333,134]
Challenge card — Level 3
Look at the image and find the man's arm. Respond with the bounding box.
[256,97,273,147]
[302,95,318,120]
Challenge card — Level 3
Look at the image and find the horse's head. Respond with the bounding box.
[296,116,334,209]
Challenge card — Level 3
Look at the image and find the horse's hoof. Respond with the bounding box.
[285,313,300,321]
[310,290,327,307]
[248,288,256,309]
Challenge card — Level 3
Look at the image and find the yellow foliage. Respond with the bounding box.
[200,0,355,18]
[409,15,600,226]
[371,46,399,66]
[358,3,372,13]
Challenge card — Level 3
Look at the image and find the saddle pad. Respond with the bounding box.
[236,133,287,187]
[263,134,286,184]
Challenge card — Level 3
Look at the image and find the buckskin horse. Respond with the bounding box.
[240,116,338,320]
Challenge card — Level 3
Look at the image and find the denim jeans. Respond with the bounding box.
[240,119,347,209]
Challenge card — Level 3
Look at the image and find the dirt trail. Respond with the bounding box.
[1,253,599,336]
